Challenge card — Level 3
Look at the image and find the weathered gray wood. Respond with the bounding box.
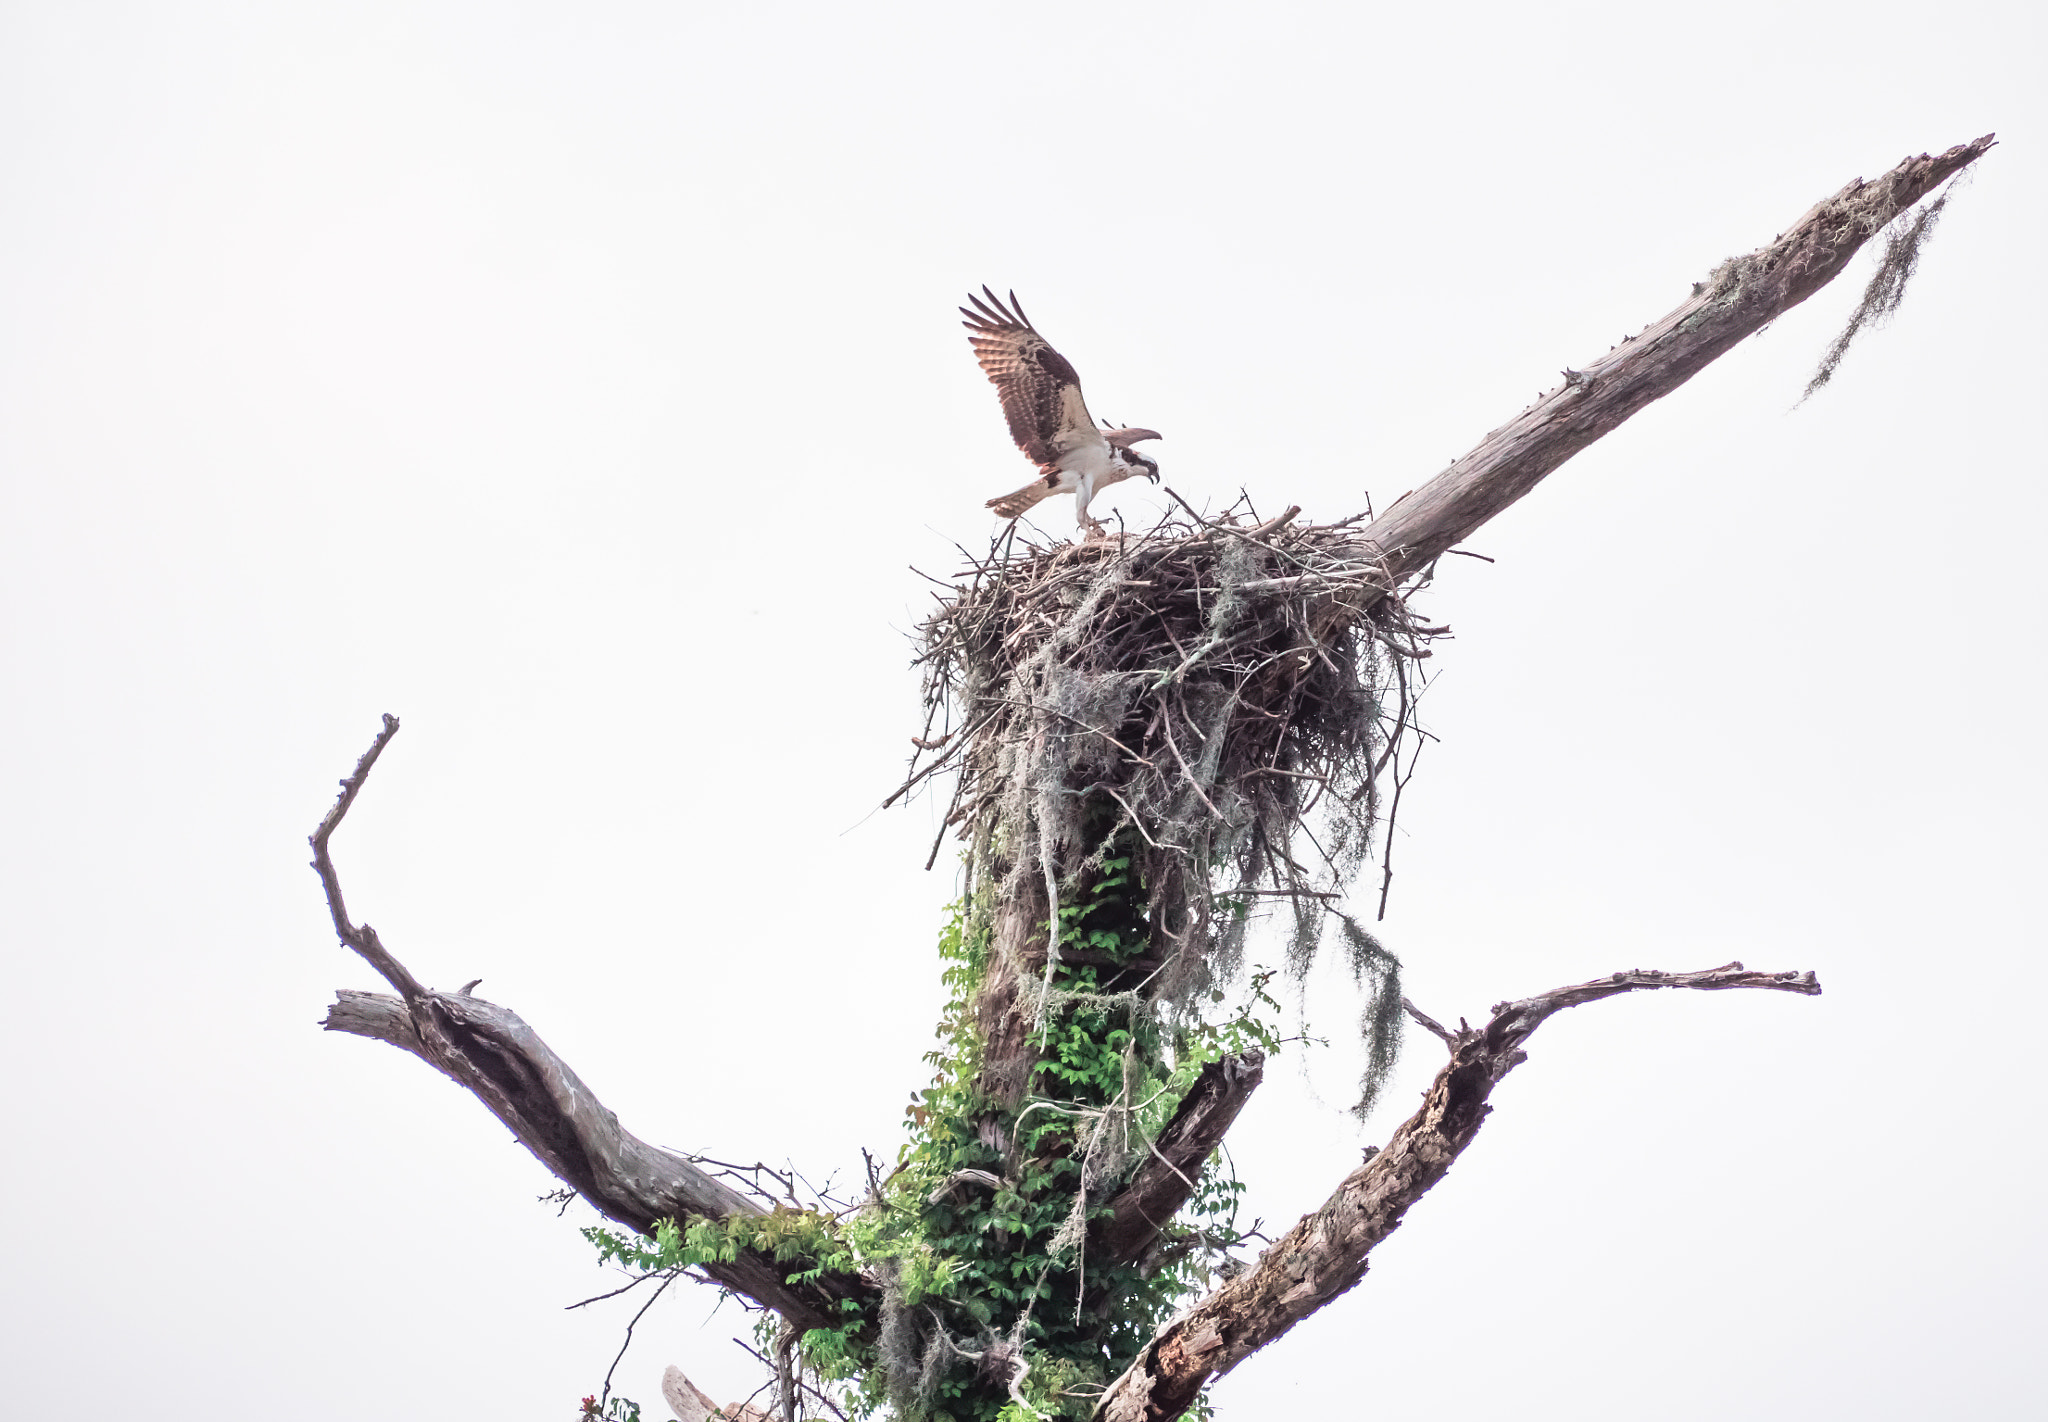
[660,1365,722,1422]
[323,984,874,1332]
[1356,134,1995,580]
[1096,1050,1265,1266]
[309,714,425,1003]
[1094,964,1823,1421]
[312,721,876,1335]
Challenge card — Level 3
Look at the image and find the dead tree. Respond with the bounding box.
[313,136,1992,1422]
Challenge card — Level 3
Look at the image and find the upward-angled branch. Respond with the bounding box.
[1358,134,1995,580]
[1095,963,1823,1422]
[1095,1050,1265,1266]
[310,718,877,1334]
[310,713,424,1002]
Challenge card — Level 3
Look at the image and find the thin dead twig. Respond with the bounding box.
[309,714,425,1001]
[599,1267,680,1412]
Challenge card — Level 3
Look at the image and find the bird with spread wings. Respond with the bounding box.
[961,288,1161,537]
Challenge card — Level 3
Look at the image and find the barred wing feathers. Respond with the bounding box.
[961,288,1106,468]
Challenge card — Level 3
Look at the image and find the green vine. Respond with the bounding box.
[581,836,1283,1421]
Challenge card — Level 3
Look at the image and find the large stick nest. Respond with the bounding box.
[895,502,1443,1106]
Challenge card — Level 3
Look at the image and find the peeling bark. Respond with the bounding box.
[1093,965,1822,1421]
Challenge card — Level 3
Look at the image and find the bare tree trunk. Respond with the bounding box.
[973,875,1051,1116]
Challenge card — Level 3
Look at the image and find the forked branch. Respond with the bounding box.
[1094,963,1821,1422]
[310,718,877,1334]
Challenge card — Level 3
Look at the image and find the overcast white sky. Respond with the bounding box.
[2,2,2042,1418]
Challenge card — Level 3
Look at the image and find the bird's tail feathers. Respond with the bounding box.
[986,474,1060,519]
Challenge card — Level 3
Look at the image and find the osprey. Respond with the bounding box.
[961,288,1161,536]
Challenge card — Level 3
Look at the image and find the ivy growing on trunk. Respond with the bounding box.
[586,829,1283,1420]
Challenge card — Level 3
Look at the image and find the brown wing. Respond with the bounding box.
[961,287,1101,466]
